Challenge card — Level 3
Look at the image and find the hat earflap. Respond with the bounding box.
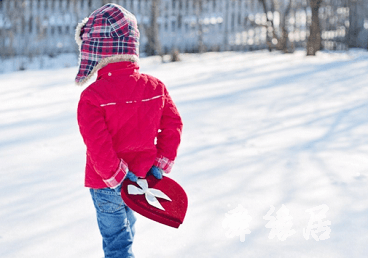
[75,54,139,86]
[75,17,89,46]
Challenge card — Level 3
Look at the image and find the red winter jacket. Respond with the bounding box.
[77,62,183,189]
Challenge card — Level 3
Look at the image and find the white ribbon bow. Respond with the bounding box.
[127,179,172,211]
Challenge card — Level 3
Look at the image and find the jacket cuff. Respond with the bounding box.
[103,159,129,188]
[154,155,174,174]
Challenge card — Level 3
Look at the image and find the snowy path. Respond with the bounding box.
[1,50,368,258]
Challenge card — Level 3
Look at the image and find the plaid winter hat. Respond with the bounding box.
[75,3,140,85]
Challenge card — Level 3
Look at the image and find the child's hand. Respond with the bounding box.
[125,171,138,182]
[149,166,163,180]
[124,167,163,183]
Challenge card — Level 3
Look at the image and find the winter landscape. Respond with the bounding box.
[1,49,368,258]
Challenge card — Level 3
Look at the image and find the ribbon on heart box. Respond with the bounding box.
[121,174,188,228]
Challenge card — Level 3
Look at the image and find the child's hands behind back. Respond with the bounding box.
[124,166,163,184]
[149,166,163,180]
[125,171,138,182]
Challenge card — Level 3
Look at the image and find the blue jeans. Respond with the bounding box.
[90,184,136,258]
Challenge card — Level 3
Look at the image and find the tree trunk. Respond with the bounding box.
[348,0,365,48]
[196,0,204,53]
[258,0,292,53]
[259,0,276,51]
[277,0,292,53]
[307,0,323,56]
[146,0,161,56]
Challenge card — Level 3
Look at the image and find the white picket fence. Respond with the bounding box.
[0,0,359,59]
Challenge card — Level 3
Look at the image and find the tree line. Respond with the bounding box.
[0,0,367,65]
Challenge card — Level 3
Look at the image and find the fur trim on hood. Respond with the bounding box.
[75,17,89,47]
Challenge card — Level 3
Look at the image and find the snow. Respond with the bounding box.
[0,54,78,74]
[1,49,368,258]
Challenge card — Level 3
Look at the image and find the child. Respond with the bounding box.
[75,4,183,258]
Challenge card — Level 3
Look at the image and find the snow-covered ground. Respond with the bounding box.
[1,50,368,258]
[0,53,79,74]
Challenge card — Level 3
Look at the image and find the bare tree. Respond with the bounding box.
[1,0,25,59]
[347,0,365,48]
[307,0,323,56]
[258,0,294,53]
[276,0,293,52]
[196,0,205,53]
[145,0,161,56]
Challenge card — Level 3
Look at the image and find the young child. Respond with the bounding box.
[75,4,183,258]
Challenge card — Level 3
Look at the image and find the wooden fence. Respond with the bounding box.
[0,0,367,60]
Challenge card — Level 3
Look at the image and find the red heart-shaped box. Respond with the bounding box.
[121,174,188,228]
